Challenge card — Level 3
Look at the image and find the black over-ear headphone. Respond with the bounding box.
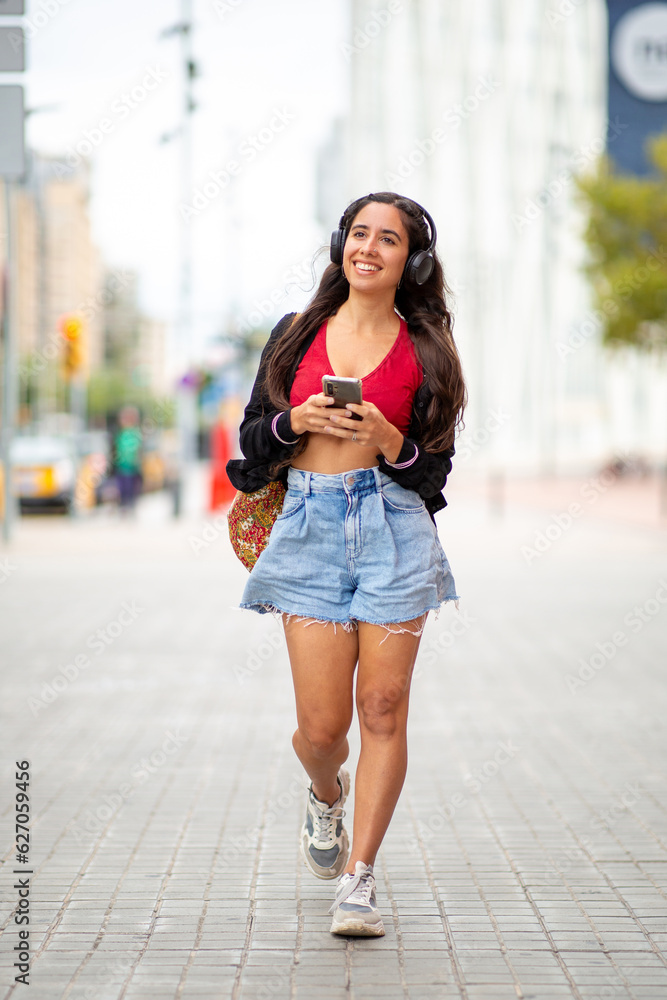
[330,197,438,286]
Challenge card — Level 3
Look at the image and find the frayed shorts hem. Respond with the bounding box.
[238,595,460,634]
[239,600,357,633]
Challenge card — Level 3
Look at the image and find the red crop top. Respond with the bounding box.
[289,318,423,436]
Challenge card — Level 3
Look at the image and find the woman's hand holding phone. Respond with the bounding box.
[289,393,336,436]
[324,400,404,462]
[289,393,404,464]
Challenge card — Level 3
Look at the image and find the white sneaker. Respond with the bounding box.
[300,768,350,880]
[329,860,385,936]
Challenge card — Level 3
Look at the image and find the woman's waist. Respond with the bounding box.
[287,464,394,494]
[290,434,380,476]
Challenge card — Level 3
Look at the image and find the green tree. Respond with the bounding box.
[575,134,667,349]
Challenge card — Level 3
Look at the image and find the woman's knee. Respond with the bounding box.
[357,682,409,737]
[294,719,349,758]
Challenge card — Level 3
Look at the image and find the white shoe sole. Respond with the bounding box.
[330,914,385,937]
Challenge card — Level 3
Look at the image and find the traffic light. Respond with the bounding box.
[59,312,85,378]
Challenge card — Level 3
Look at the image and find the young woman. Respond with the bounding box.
[227,192,466,936]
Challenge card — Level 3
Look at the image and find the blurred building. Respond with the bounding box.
[335,0,667,474]
[1,153,168,424]
[1,155,103,420]
[102,268,168,397]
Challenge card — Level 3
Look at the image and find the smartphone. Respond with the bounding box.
[322,375,363,421]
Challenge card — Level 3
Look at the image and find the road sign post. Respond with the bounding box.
[0,26,23,70]
[0,1,25,542]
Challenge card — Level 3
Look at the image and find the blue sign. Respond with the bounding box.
[607,1,667,174]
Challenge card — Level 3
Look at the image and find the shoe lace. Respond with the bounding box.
[329,862,375,914]
[310,788,345,842]
[311,794,345,843]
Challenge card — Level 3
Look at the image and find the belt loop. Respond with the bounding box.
[372,466,383,492]
[304,471,312,497]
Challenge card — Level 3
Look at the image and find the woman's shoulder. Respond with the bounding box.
[268,312,299,342]
[257,313,300,367]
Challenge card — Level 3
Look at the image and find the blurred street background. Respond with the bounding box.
[1,1,667,998]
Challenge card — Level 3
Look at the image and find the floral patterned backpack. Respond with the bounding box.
[227,479,286,572]
[227,314,301,571]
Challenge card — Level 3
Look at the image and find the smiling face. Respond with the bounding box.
[342,201,410,293]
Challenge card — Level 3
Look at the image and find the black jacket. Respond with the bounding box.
[226,313,455,520]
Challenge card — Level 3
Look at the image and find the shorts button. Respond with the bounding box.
[346,475,355,486]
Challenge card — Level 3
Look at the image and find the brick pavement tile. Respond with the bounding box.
[402,968,457,985]
[612,958,667,972]
[458,989,524,999]
[293,992,351,1000]
[403,991,461,1000]
[348,953,400,966]
[574,991,634,999]
[456,951,509,970]
[349,991,406,1000]
[501,935,562,949]
[459,973,518,986]
[504,991,579,999]
[449,935,503,949]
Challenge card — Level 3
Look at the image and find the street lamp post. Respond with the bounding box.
[160,0,198,516]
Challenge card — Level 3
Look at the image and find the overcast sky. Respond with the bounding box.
[14,0,350,365]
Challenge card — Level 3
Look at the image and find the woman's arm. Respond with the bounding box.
[376,437,455,497]
[375,382,455,498]
[238,313,303,462]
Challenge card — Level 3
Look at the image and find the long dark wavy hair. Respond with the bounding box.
[264,192,467,472]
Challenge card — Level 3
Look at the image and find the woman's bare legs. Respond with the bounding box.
[345,617,424,872]
[283,616,358,806]
[284,613,424,861]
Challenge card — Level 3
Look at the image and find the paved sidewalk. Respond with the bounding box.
[1,479,666,1000]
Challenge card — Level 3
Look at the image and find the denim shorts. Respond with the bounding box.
[239,466,458,629]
